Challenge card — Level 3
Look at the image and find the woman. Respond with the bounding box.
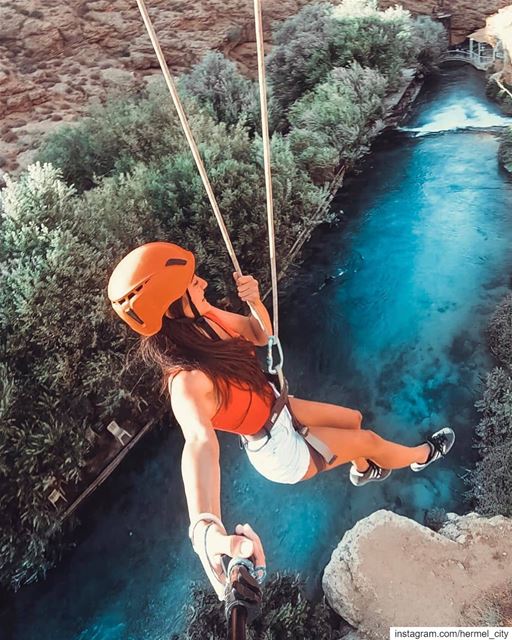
[108,241,455,599]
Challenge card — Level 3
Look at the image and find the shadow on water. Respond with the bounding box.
[9,64,512,639]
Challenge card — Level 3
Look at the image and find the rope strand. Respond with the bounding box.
[135,0,269,335]
[253,0,280,340]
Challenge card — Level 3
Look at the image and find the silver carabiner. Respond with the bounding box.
[266,335,284,375]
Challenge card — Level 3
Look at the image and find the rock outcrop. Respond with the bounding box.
[0,0,313,173]
[323,510,512,638]
[379,1,512,45]
[0,1,508,173]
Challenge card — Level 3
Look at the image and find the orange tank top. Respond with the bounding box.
[201,311,273,436]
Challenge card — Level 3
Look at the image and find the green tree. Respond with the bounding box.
[0,163,165,589]
[179,52,259,129]
[330,0,414,89]
[266,3,337,119]
[36,83,192,192]
[288,63,387,180]
[267,0,437,123]
[410,15,448,72]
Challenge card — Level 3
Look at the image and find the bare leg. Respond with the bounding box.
[289,396,370,472]
[301,425,430,480]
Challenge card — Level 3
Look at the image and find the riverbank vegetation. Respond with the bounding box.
[498,127,512,174]
[486,76,512,116]
[1,0,446,591]
[467,123,512,514]
[468,294,512,517]
[171,574,344,640]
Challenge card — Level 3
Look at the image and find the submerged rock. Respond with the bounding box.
[322,510,512,638]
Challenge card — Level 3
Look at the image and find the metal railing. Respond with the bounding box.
[439,49,495,71]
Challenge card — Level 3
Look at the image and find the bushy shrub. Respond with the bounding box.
[468,368,512,516]
[488,293,512,366]
[36,83,192,192]
[267,0,437,123]
[0,163,165,589]
[330,0,414,89]
[410,15,448,72]
[172,574,344,640]
[266,3,336,120]
[179,52,259,129]
[288,63,387,179]
[498,127,512,174]
[38,83,324,298]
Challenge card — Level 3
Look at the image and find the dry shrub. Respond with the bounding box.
[488,293,512,367]
[463,584,512,625]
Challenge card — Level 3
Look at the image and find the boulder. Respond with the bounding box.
[323,510,512,639]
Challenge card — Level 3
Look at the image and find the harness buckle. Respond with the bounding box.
[266,335,284,375]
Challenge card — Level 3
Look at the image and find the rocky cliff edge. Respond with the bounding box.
[323,510,512,638]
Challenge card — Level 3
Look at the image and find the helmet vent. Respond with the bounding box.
[125,308,144,325]
[165,258,187,267]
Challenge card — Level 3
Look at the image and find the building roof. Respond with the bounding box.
[468,27,497,47]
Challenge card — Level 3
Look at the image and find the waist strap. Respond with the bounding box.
[257,379,337,466]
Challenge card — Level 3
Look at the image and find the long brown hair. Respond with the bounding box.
[138,298,272,407]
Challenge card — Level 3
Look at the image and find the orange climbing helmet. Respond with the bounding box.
[108,242,195,336]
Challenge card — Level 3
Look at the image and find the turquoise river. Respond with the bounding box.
[2,64,512,640]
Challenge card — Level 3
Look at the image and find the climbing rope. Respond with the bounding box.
[252,0,285,388]
[253,0,279,340]
[135,0,242,275]
[135,0,284,387]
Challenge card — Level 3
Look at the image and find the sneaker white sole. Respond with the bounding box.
[349,465,392,487]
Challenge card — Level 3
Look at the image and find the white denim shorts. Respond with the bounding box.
[242,403,311,485]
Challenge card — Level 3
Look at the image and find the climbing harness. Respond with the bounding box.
[134,0,335,466]
[239,378,337,466]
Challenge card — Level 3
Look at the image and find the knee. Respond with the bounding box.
[361,429,381,447]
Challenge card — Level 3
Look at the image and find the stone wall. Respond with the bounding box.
[378,0,512,45]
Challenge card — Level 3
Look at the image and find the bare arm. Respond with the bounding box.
[171,370,266,598]
[208,274,273,346]
[171,370,221,520]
